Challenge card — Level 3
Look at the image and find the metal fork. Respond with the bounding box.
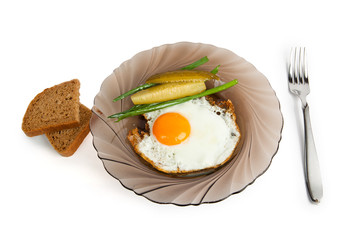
[288,47,323,203]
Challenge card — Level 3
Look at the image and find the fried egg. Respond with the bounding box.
[135,97,241,173]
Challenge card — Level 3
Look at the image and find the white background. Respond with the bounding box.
[1,0,359,239]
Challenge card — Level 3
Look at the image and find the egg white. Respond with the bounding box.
[137,97,240,173]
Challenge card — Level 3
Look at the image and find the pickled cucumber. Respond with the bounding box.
[145,70,219,84]
[131,82,206,105]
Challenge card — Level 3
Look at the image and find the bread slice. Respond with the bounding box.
[22,79,81,137]
[45,104,92,157]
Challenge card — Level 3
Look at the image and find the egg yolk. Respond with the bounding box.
[152,112,191,146]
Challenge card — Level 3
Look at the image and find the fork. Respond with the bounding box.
[288,47,323,203]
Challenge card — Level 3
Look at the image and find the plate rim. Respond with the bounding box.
[90,41,284,206]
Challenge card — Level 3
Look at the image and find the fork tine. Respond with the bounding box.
[288,47,295,83]
[292,47,310,85]
[297,47,309,85]
[288,47,309,85]
[299,47,304,84]
[294,47,300,84]
[303,47,309,84]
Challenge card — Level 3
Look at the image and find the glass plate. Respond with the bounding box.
[90,42,283,205]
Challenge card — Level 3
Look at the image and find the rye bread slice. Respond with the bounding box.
[22,79,81,137]
[45,104,91,157]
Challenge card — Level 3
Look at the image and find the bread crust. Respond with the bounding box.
[50,123,90,157]
[127,96,241,175]
[45,104,91,157]
[22,79,81,137]
[24,121,80,137]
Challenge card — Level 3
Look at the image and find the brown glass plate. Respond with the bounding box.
[90,42,283,205]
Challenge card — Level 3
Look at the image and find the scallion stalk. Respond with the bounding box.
[181,56,209,70]
[113,83,158,102]
[211,65,220,74]
[113,56,210,102]
[108,79,238,121]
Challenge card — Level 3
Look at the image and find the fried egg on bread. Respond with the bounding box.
[128,96,241,174]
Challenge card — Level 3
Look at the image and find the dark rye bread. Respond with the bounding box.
[46,104,91,157]
[22,79,81,137]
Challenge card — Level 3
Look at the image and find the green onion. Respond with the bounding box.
[113,56,210,102]
[211,65,220,75]
[115,104,146,115]
[108,79,238,121]
[181,56,209,70]
[113,83,158,102]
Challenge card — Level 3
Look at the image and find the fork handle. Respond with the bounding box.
[303,104,323,203]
